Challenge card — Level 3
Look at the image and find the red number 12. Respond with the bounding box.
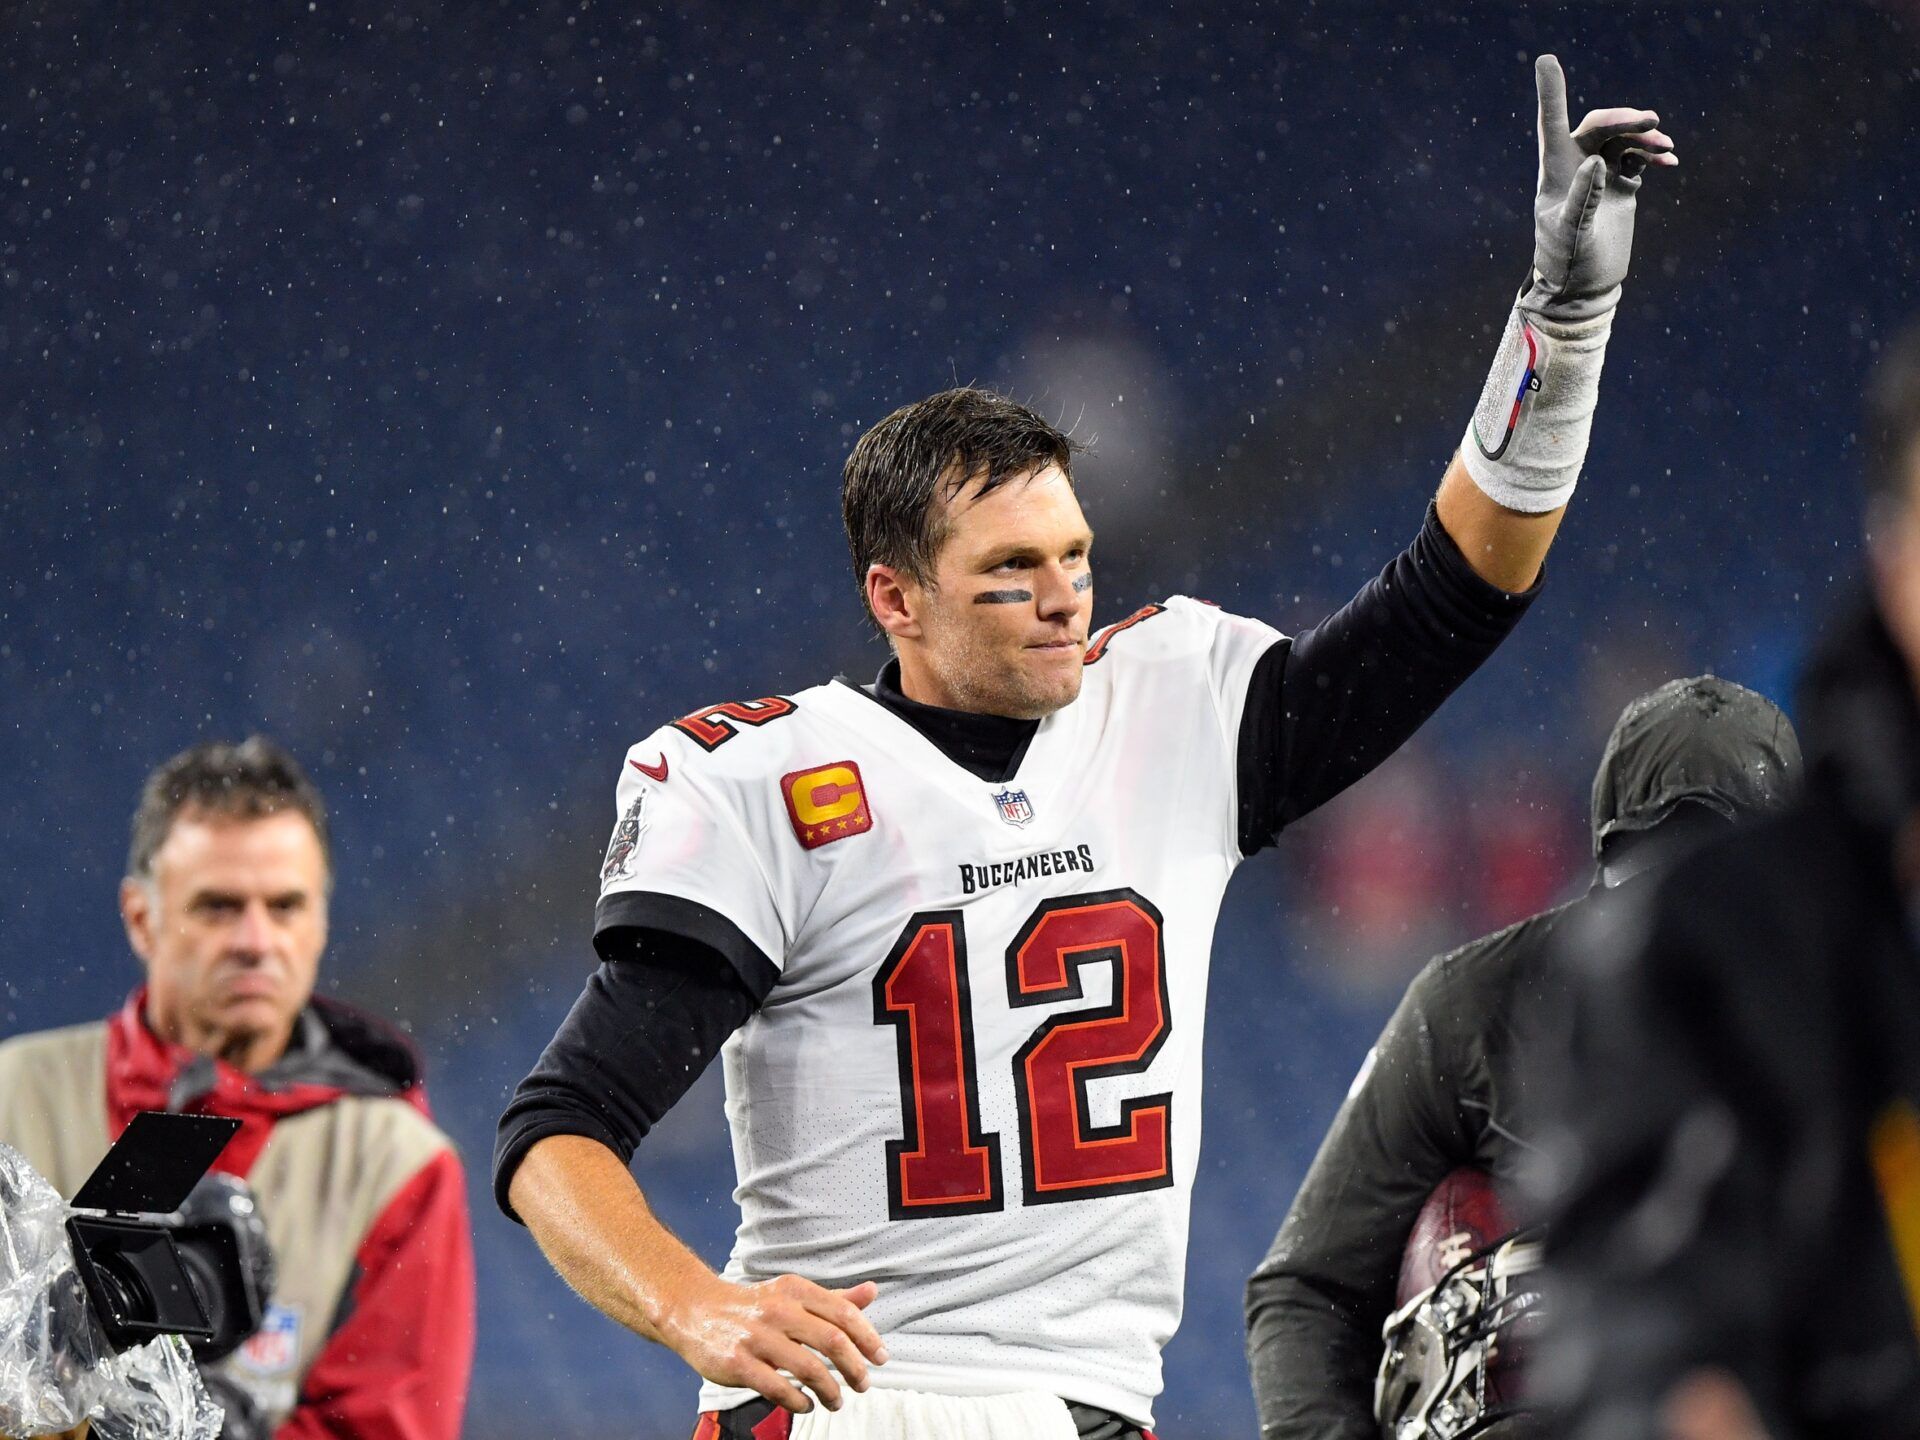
[871,888,1172,1220]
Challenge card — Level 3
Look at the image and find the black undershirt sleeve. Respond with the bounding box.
[491,924,759,1223]
[1237,501,1541,854]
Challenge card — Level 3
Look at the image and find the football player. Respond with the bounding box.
[493,57,1676,1440]
[1243,676,1801,1440]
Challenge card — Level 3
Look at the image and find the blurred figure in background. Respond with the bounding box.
[1528,325,1920,1439]
[1463,743,1584,934]
[1244,676,1800,1440]
[1295,750,1456,998]
[0,739,474,1440]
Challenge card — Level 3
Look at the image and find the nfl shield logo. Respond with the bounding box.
[993,788,1035,827]
[237,1302,301,1376]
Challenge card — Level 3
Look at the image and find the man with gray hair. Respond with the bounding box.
[0,738,475,1440]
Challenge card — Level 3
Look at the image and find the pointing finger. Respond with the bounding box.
[1535,54,1571,153]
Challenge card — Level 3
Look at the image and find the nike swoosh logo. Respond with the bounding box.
[630,755,669,782]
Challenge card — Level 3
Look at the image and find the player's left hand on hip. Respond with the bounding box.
[1524,54,1678,325]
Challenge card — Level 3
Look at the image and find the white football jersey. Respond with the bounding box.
[596,597,1283,1427]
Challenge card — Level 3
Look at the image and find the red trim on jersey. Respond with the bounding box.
[1084,604,1167,664]
[673,697,797,750]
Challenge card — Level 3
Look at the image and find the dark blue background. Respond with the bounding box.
[3,3,1914,1435]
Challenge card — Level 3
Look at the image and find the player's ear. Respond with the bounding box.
[120,877,157,968]
[865,563,925,642]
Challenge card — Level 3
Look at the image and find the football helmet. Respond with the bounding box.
[1374,1168,1544,1439]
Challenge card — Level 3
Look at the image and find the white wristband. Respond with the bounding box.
[1460,306,1613,513]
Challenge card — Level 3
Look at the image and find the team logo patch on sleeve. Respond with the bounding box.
[601,789,651,887]
[783,761,872,849]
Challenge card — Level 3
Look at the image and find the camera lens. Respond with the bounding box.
[175,1245,237,1360]
[170,1174,275,1361]
[87,1255,154,1327]
[65,1216,214,1349]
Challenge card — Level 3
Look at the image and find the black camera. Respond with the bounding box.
[64,1111,276,1362]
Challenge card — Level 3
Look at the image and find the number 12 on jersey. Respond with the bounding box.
[871,888,1173,1219]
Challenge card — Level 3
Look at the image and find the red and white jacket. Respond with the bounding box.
[0,989,475,1440]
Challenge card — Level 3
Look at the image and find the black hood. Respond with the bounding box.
[1796,593,1920,839]
[1590,674,1802,863]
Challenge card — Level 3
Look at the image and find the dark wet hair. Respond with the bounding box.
[1865,319,1920,509]
[841,387,1081,627]
[127,737,331,882]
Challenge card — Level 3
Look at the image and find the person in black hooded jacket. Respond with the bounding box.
[1243,675,1802,1440]
[1525,325,1920,1440]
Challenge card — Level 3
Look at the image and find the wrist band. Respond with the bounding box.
[1461,306,1614,513]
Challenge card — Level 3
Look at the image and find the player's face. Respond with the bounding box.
[120,810,329,1073]
[913,465,1094,719]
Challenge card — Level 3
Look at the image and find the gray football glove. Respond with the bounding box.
[1521,55,1676,324]
[1462,57,1677,513]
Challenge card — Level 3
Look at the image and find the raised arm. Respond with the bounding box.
[1235,57,1675,847]
[1236,500,1538,847]
[1440,54,1676,591]
[1434,455,1564,593]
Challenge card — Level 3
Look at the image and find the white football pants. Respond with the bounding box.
[789,1387,1079,1440]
